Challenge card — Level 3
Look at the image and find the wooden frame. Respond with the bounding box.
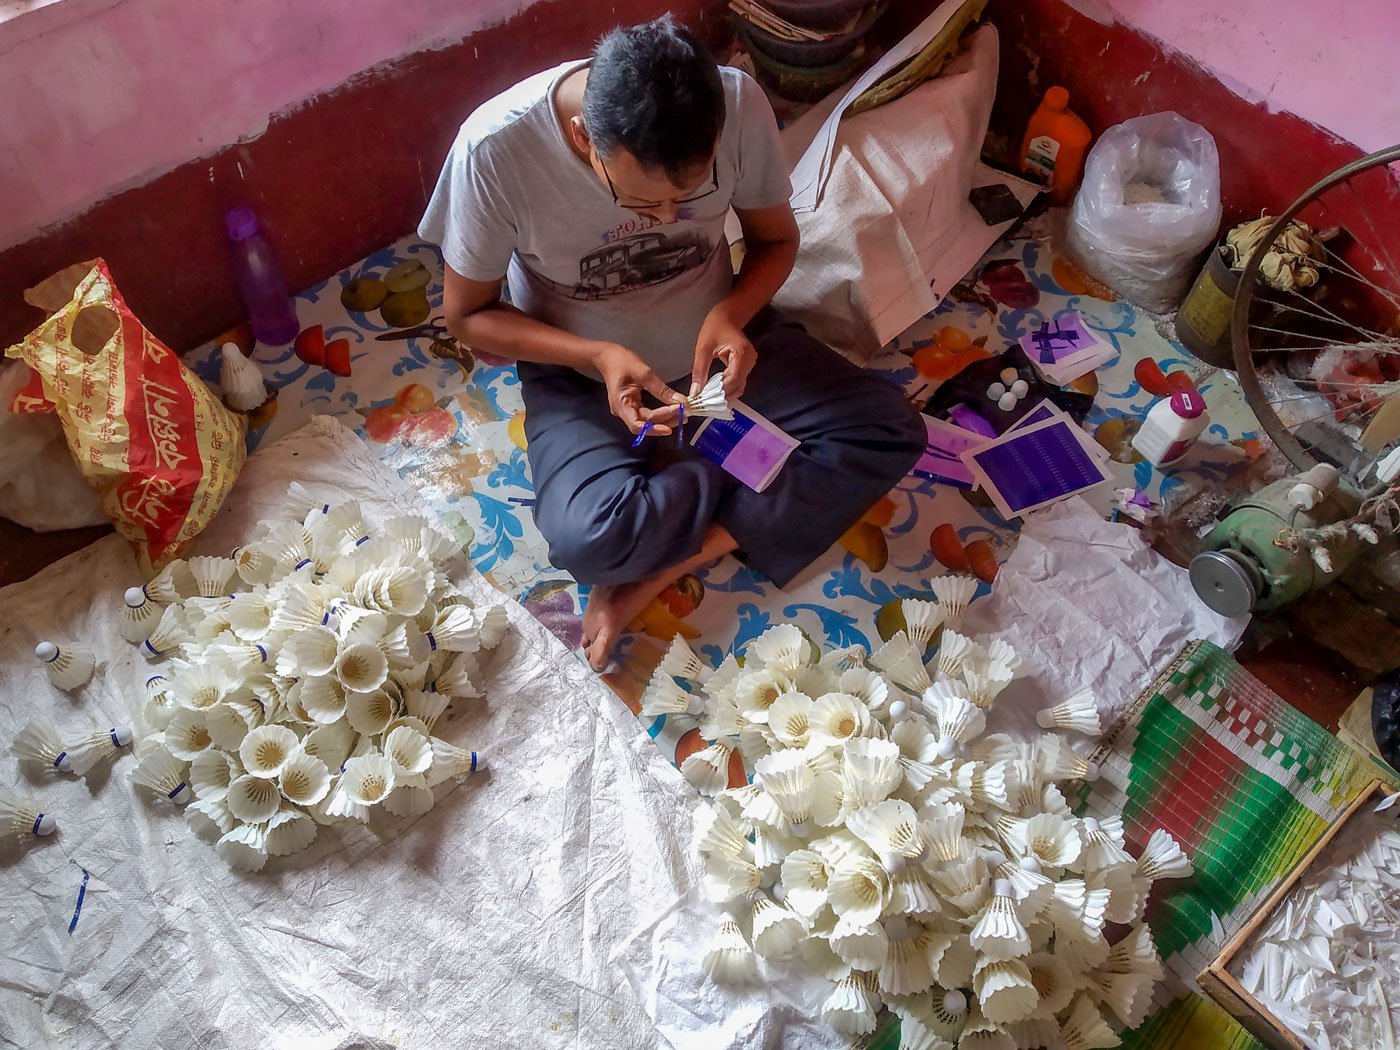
[1198,779,1391,1050]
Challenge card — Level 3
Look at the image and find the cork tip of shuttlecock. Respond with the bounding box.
[35,641,58,662]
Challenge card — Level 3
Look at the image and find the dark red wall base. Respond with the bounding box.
[0,0,729,354]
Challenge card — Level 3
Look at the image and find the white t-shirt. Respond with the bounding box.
[418,61,792,383]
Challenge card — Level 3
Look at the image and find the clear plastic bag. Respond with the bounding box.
[1065,112,1222,313]
[0,361,108,532]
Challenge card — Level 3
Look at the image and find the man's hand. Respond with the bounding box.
[692,305,757,401]
[593,342,685,436]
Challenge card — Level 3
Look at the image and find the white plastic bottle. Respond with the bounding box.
[1132,390,1209,466]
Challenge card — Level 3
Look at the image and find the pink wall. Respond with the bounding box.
[0,0,543,250]
[1063,0,1400,153]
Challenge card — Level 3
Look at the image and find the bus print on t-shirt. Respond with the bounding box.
[574,230,714,298]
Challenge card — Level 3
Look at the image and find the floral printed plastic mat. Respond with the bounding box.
[188,228,1261,781]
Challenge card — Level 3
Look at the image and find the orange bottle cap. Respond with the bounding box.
[1044,86,1070,111]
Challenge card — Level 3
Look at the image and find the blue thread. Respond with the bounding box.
[470,752,478,772]
[255,644,268,662]
[32,813,45,836]
[426,633,438,652]
[167,781,187,800]
[295,558,312,570]
[145,675,164,688]
[108,728,121,748]
[355,535,369,546]
[320,504,329,514]
[67,869,90,934]
[143,640,158,656]
[53,751,68,769]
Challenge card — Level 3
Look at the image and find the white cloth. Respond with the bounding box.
[0,417,701,1050]
[417,62,791,383]
[961,497,1249,739]
[772,24,1038,361]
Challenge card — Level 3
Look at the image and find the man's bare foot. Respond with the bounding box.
[578,524,741,673]
[582,578,669,671]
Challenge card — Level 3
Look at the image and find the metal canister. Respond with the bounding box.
[1176,245,1239,369]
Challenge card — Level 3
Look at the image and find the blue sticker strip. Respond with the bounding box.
[67,869,90,935]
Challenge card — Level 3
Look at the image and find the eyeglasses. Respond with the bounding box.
[598,156,719,210]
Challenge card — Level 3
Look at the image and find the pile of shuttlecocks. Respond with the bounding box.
[652,575,1191,1047]
[119,483,504,871]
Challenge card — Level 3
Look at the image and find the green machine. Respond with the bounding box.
[1190,464,1367,618]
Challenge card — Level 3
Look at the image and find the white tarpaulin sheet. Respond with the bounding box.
[961,497,1249,738]
[771,23,1039,361]
[0,417,704,1050]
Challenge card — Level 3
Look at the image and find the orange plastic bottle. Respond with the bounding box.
[1019,86,1092,205]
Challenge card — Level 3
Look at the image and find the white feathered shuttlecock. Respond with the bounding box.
[65,725,134,776]
[685,372,733,420]
[130,747,193,804]
[34,640,95,691]
[238,725,299,779]
[145,559,195,603]
[901,598,948,652]
[641,667,703,718]
[226,773,281,824]
[754,749,818,828]
[141,604,191,659]
[120,586,162,643]
[659,635,710,682]
[750,894,805,958]
[931,574,978,620]
[827,855,890,925]
[423,738,482,787]
[702,920,757,983]
[1057,993,1119,1050]
[747,623,810,675]
[808,692,873,749]
[14,716,73,773]
[820,971,880,1036]
[1079,816,1134,872]
[869,632,931,692]
[847,798,929,872]
[217,822,269,872]
[969,879,1031,961]
[0,787,57,843]
[265,809,318,857]
[932,630,976,680]
[1136,828,1193,882]
[841,737,903,808]
[189,748,240,802]
[187,555,238,599]
[974,957,1037,1025]
[1036,689,1102,735]
[218,342,268,411]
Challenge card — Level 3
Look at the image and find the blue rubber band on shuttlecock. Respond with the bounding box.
[108,728,122,748]
[255,644,268,662]
[143,640,160,656]
[470,752,478,772]
[354,535,369,546]
[295,558,312,571]
[32,813,46,836]
[145,675,164,689]
[167,781,187,800]
[426,632,438,652]
[53,751,68,769]
[68,869,90,934]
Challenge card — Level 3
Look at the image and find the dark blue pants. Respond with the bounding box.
[519,316,924,588]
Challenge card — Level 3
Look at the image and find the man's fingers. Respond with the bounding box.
[640,372,686,406]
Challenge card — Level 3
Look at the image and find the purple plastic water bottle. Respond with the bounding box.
[225,207,301,346]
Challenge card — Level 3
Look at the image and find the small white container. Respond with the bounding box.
[1133,390,1209,466]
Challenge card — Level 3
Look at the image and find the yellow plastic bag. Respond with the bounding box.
[4,260,247,570]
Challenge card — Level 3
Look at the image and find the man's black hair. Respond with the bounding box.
[583,15,724,183]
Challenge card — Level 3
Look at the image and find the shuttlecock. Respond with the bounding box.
[65,726,134,776]
[130,747,194,804]
[14,716,73,773]
[219,342,268,411]
[1136,828,1194,882]
[1036,689,1102,735]
[120,586,163,643]
[34,640,95,691]
[0,787,57,843]
[686,372,733,420]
